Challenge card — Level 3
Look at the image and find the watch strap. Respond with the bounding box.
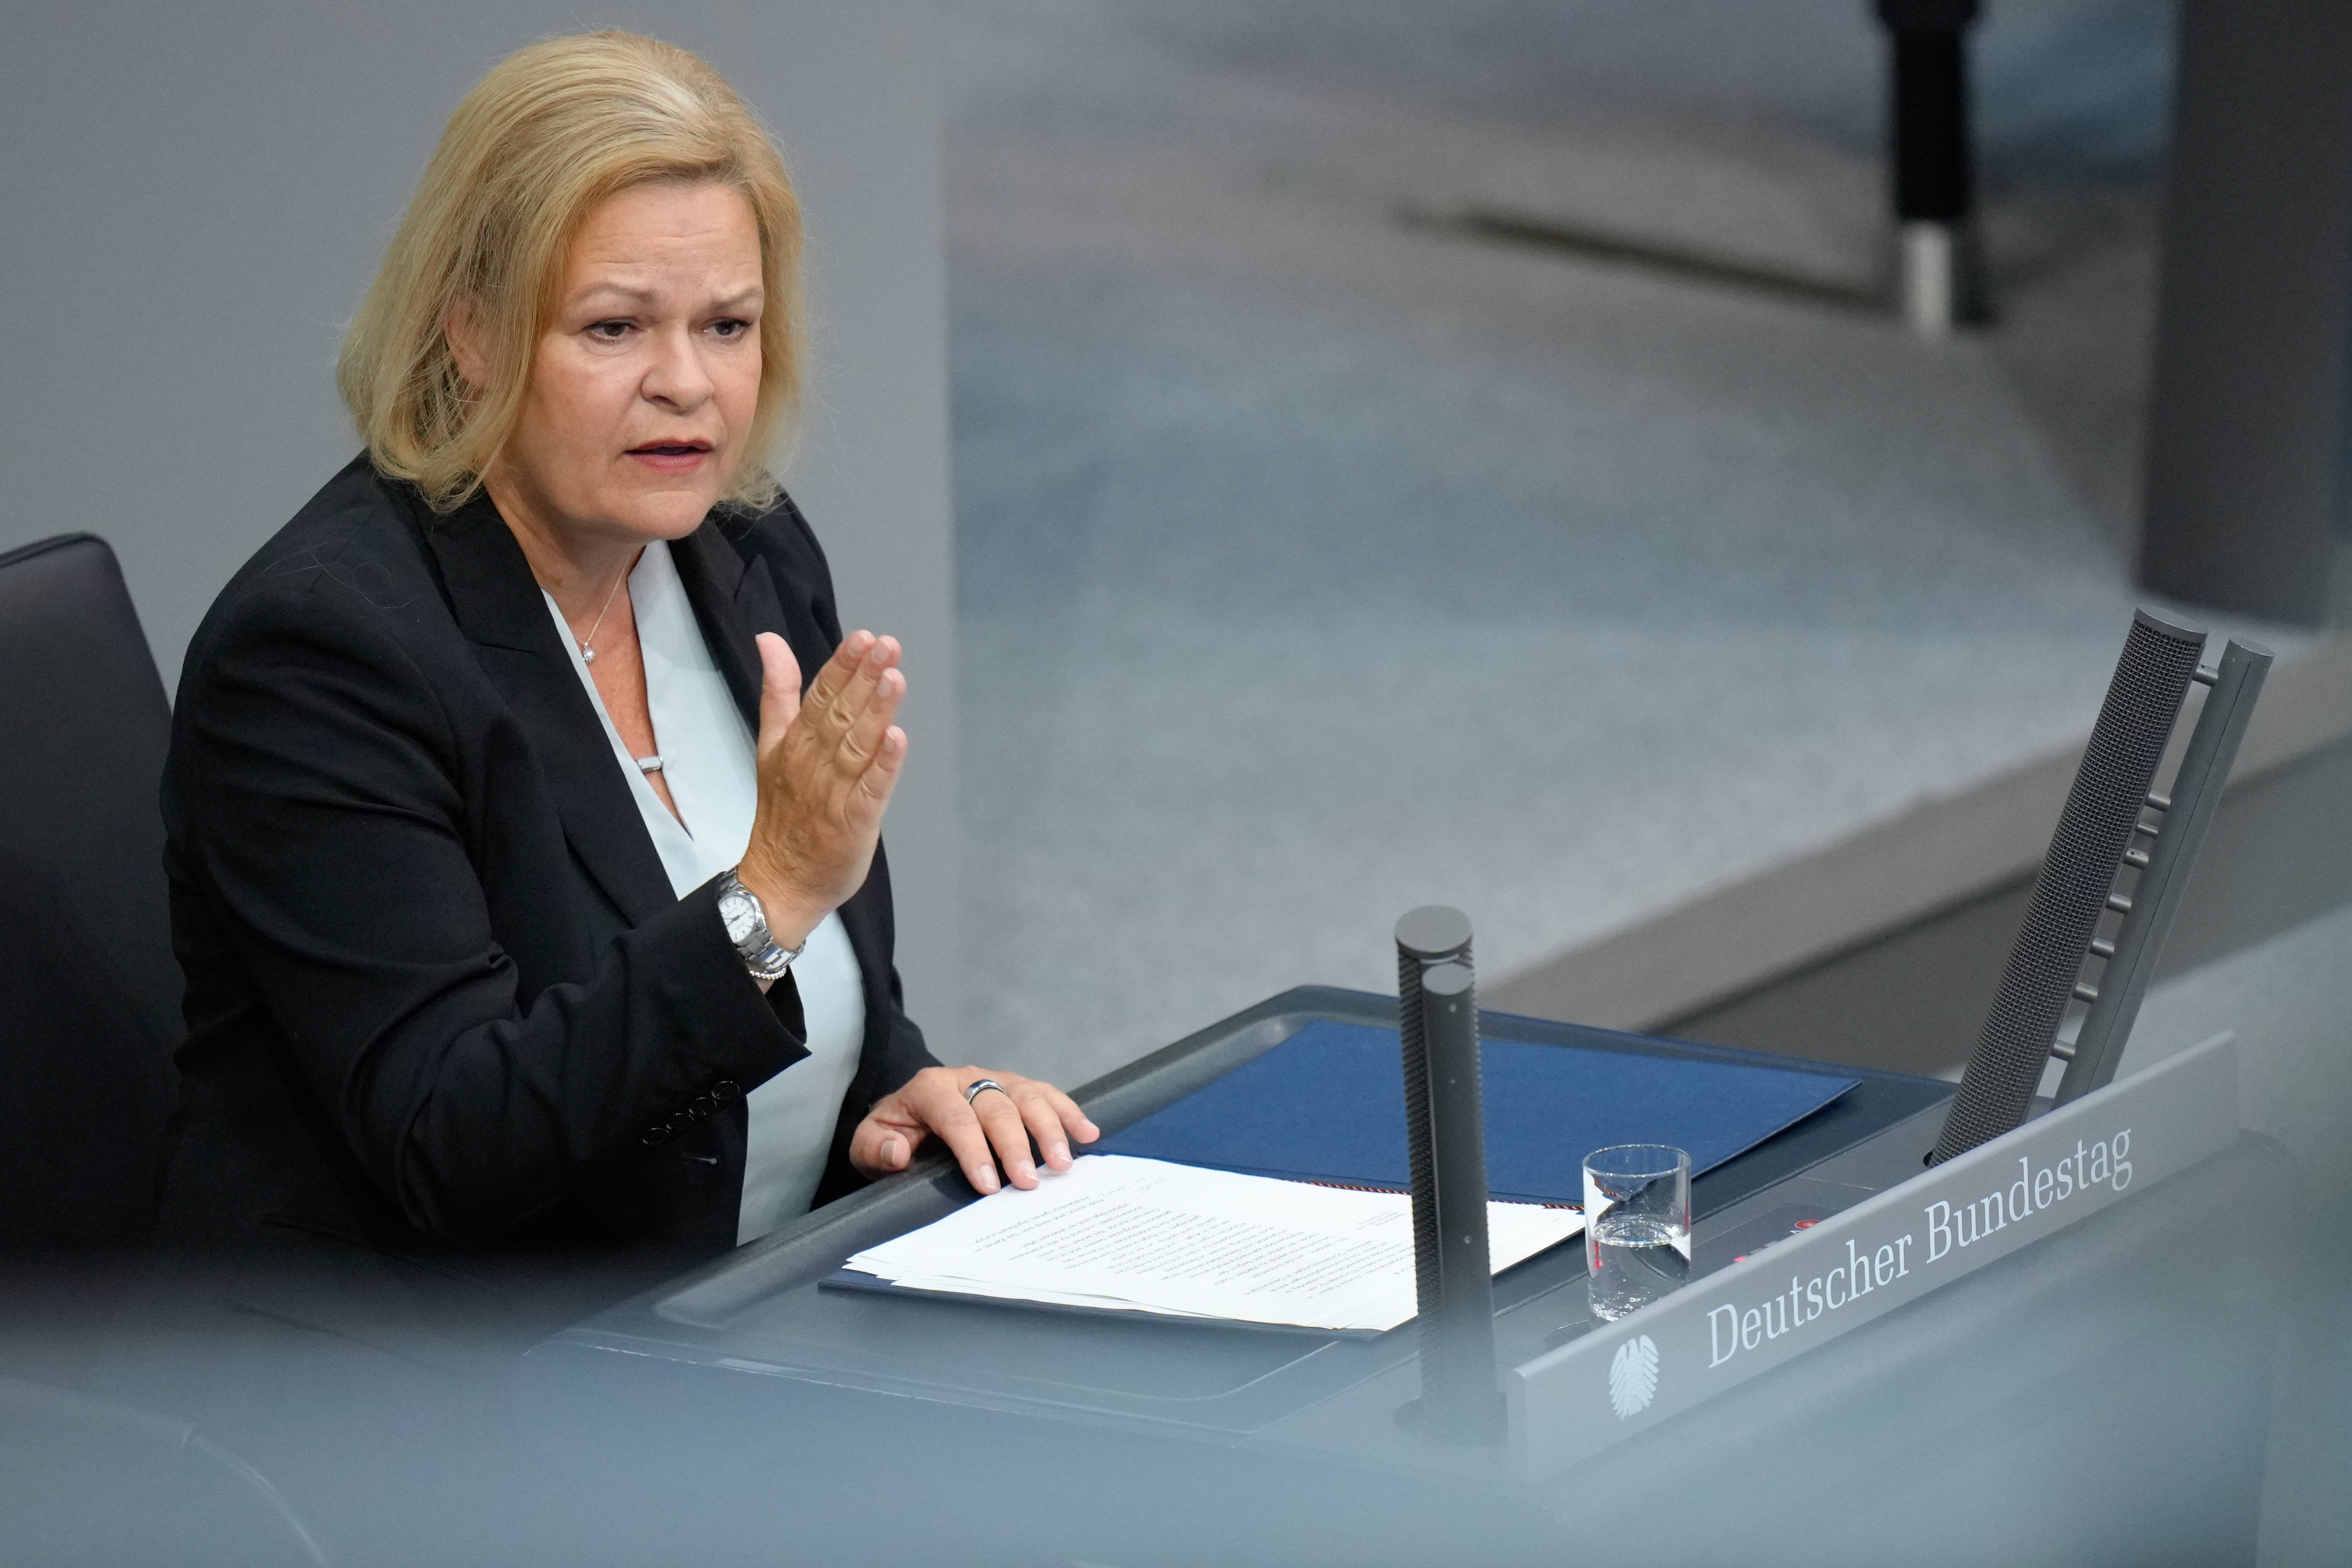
[718,869,805,980]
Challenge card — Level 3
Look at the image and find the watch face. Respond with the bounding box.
[719,890,761,947]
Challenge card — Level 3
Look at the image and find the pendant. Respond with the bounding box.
[581,646,597,664]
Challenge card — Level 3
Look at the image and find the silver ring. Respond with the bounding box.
[962,1077,1008,1107]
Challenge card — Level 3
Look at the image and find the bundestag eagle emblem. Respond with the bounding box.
[1609,1334,1660,1418]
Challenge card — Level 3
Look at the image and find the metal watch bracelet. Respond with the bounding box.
[717,868,804,981]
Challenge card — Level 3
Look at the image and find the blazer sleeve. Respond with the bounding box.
[171,569,808,1242]
[873,890,940,1093]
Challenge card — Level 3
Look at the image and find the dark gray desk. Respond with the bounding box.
[515,989,2283,1567]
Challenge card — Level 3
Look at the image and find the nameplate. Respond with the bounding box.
[1506,1032,2240,1482]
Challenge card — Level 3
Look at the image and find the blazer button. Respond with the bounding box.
[688,1094,716,1119]
[713,1080,742,1101]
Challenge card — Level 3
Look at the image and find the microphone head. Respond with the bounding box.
[1395,906,1472,963]
[1420,961,1475,1000]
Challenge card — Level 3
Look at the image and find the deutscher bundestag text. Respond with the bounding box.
[1707,1128,2134,1370]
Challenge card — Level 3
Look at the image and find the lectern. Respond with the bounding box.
[515,986,2281,1565]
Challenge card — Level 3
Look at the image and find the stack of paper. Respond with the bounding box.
[842,1154,1584,1334]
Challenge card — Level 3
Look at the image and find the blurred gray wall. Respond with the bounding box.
[0,1,963,1034]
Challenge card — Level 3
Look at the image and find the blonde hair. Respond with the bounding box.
[337,31,803,511]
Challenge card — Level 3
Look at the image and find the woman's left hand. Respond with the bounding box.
[850,1066,1100,1194]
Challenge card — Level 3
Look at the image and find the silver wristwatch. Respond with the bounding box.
[716,868,804,981]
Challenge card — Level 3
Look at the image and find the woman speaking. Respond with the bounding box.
[155,31,1092,1327]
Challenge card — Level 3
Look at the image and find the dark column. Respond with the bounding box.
[1394,908,1501,1445]
[2140,0,2352,625]
[1878,0,1978,221]
[1875,0,1982,334]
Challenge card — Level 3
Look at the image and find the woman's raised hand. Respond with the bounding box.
[735,630,906,949]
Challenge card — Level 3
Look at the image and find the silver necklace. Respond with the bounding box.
[567,560,664,777]
[574,565,629,665]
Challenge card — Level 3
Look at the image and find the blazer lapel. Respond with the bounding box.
[670,520,813,730]
[418,494,674,926]
[669,523,764,730]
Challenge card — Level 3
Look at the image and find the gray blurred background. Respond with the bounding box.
[943,0,2343,1095]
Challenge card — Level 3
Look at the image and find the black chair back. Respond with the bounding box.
[0,533,179,1246]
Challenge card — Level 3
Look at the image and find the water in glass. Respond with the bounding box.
[1588,1209,1691,1321]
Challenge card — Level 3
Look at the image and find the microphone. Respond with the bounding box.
[1395,907,1502,1444]
[1931,610,2267,1162]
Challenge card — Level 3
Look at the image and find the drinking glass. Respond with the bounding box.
[1584,1144,1692,1321]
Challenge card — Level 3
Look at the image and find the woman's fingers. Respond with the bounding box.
[859,726,908,805]
[836,666,906,777]
[850,1084,951,1181]
[1042,1082,1101,1153]
[804,683,906,829]
[783,632,871,751]
[799,633,894,746]
[969,1086,1039,1188]
[888,1069,1004,1196]
[923,1072,1041,1193]
[1012,1084,1077,1169]
[849,1110,921,1177]
[851,1069,1093,1195]
[828,639,903,767]
[788,635,905,791]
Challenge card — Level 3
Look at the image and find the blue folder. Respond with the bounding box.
[1090,1020,1860,1206]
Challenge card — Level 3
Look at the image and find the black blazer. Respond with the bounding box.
[154,455,939,1323]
